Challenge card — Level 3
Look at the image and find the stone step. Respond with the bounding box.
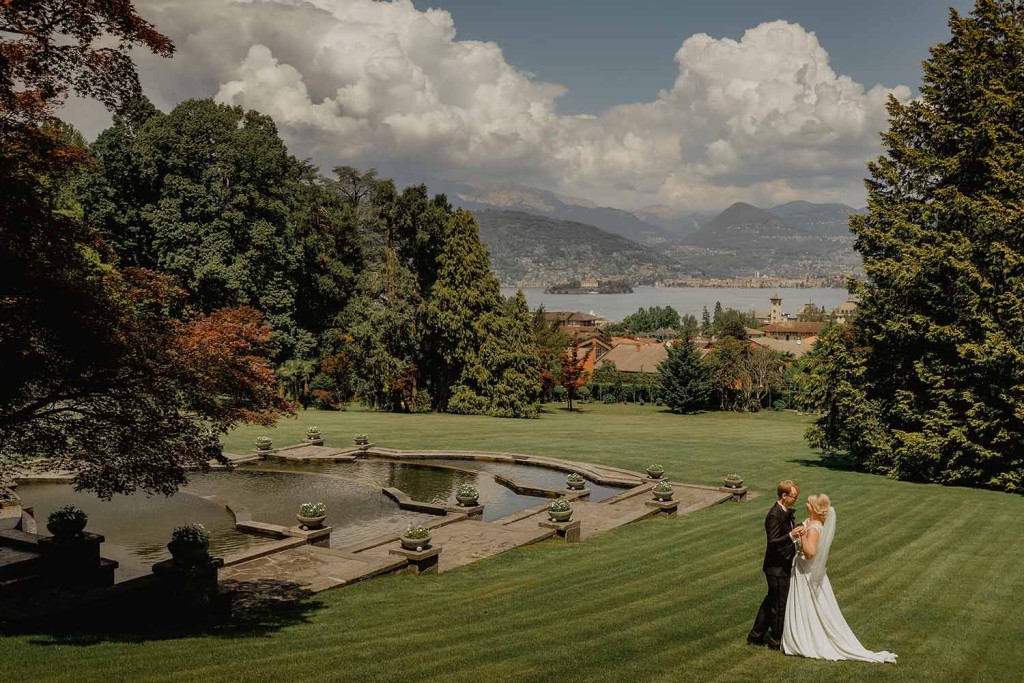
[0,546,42,581]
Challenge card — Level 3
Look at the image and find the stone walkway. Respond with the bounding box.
[221,480,733,591]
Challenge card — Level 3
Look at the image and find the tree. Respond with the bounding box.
[471,291,541,418]
[82,98,313,360]
[705,337,750,411]
[423,209,503,410]
[797,303,830,323]
[658,337,712,413]
[746,346,786,409]
[560,339,589,411]
[714,309,751,340]
[701,306,712,336]
[0,2,293,496]
[843,0,1024,491]
[680,314,700,339]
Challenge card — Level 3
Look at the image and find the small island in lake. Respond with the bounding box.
[544,278,633,294]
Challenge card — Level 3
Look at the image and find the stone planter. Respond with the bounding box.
[167,539,211,564]
[296,513,327,529]
[455,493,479,507]
[565,477,586,490]
[255,437,273,451]
[400,535,431,551]
[548,509,573,523]
[724,476,744,489]
[306,429,322,441]
[646,467,666,480]
[46,517,87,539]
[652,484,674,502]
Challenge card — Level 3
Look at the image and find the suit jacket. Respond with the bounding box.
[762,503,796,576]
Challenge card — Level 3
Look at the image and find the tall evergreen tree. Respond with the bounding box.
[470,291,541,418]
[701,306,712,336]
[844,0,1024,491]
[658,336,712,413]
[423,209,503,410]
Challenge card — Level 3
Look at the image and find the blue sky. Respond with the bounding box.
[429,0,974,114]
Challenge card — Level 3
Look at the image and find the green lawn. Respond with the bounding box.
[4,403,1022,682]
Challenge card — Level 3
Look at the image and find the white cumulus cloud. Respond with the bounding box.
[64,0,911,212]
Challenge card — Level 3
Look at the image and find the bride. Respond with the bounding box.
[782,494,897,663]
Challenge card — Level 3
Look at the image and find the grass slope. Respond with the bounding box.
[3,404,1022,682]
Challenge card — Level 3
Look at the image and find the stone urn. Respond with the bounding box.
[296,513,326,530]
[46,506,88,539]
[565,474,587,490]
[400,534,431,551]
[724,475,744,489]
[167,538,210,564]
[646,466,666,480]
[456,492,479,507]
[306,426,321,441]
[548,508,573,523]
[652,483,674,501]
[255,436,273,451]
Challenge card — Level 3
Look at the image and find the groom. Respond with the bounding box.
[747,479,805,650]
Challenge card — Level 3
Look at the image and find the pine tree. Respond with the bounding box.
[658,336,712,413]
[472,291,541,418]
[844,0,1024,491]
[423,209,503,410]
[701,306,712,336]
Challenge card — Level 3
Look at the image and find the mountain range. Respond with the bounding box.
[445,180,865,285]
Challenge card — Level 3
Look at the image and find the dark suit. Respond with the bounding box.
[748,502,796,648]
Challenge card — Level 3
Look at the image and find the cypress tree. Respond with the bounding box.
[845,0,1024,491]
[658,336,712,413]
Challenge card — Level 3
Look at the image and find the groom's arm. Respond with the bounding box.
[765,510,796,550]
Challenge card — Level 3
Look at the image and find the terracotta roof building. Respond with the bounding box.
[752,336,817,359]
[761,321,826,341]
[596,341,669,374]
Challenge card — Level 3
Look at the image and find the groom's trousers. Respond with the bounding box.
[748,572,791,648]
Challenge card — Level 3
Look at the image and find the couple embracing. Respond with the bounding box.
[747,480,897,663]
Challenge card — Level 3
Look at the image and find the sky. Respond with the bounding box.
[63,0,975,214]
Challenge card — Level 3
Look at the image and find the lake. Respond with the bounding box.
[501,286,851,322]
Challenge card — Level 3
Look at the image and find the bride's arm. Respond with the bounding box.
[801,527,820,559]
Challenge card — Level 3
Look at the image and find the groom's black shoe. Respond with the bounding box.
[767,642,781,651]
[746,637,765,647]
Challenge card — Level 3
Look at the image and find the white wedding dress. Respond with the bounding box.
[782,510,897,663]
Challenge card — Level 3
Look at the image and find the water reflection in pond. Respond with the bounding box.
[409,458,627,502]
[15,483,275,580]
[184,470,435,548]
[242,460,553,521]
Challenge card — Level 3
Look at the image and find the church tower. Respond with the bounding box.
[770,295,783,324]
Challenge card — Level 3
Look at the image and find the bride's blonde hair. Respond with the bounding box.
[807,493,831,521]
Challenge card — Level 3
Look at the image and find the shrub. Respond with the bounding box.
[653,480,673,494]
[171,523,210,546]
[404,523,431,539]
[447,385,488,414]
[299,502,327,517]
[577,386,591,402]
[410,389,433,413]
[553,385,567,400]
[603,394,617,404]
[548,499,572,512]
[255,436,273,450]
[354,433,369,444]
[566,472,585,483]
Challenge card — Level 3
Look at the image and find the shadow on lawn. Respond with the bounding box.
[787,453,859,472]
[0,578,324,646]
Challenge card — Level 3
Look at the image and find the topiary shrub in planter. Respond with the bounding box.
[167,523,211,564]
[306,426,322,441]
[46,505,88,538]
[724,473,744,489]
[455,483,479,507]
[652,480,674,501]
[548,498,573,523]
[353,433,369,446]
[565,472,586,490]
[646,464,666,479]
[255,436,273,451]
[400,523,432,551]
[297,501,327,529]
